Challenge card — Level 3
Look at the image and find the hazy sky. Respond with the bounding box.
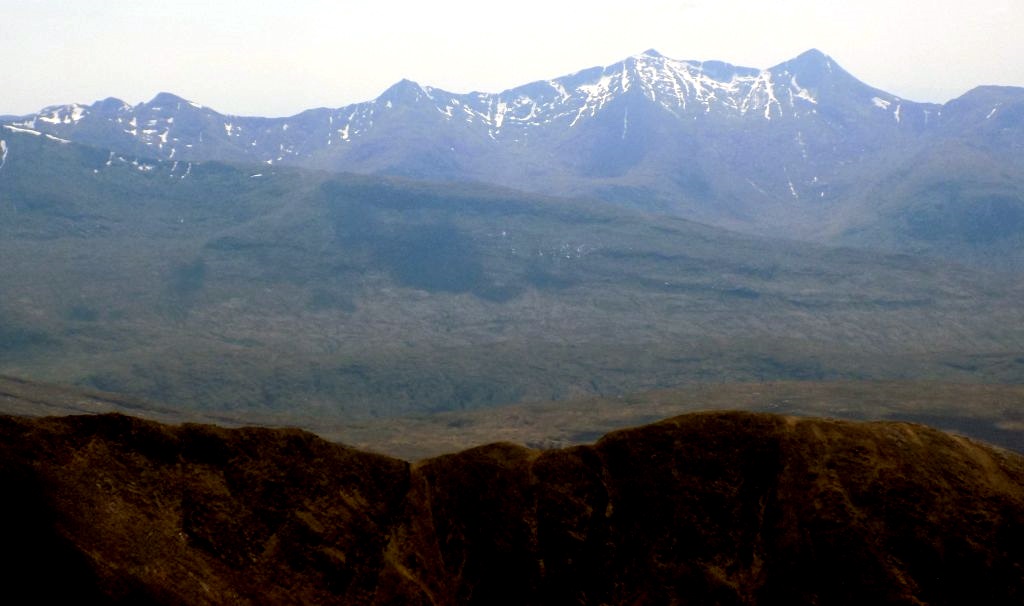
[3,0,1021,116]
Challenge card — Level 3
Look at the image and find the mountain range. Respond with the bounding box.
[3,49,1024,416]
[5,49,1024,269]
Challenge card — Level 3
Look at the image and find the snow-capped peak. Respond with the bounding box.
[3,49,939,168]
[36,103,88,126]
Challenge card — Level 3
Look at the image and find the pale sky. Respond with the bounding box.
[3,0,1021,117]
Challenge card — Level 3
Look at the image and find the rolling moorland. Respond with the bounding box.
[3,129,1024,420]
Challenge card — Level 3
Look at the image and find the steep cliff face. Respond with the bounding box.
[1,411,1022,605]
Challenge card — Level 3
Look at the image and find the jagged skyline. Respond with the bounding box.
[3,0,1022,117]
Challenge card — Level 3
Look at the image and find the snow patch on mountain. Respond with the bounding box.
[790,76,817,104]
[3,124,41,136]
[38,104,87,125]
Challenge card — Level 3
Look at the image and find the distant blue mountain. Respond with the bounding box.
[4,49,1024,268]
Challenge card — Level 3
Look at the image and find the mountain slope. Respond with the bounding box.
[829,139,1024,270]
[4,132,1024,415]
[1,411,1021,604]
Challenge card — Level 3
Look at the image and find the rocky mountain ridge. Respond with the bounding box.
[2,410,1021,604]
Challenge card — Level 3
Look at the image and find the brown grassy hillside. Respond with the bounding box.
[1,411,1021,604]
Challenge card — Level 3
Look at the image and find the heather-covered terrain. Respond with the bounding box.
[1,411,1021,604]
[3,132,1024,417]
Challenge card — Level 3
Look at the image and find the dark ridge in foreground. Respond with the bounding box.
[1,412,1022,605]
